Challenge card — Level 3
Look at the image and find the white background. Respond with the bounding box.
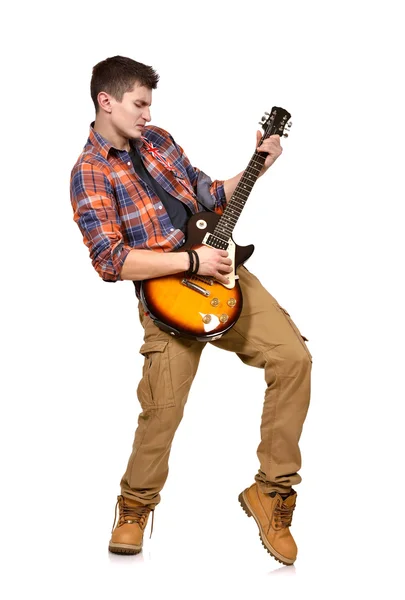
[1,0,404,598]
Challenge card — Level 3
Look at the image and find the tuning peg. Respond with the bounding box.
[283,132,289,138]
[264,112,270,115]
[286,121,292,128]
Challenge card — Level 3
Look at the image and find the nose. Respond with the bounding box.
[143,107,151,122]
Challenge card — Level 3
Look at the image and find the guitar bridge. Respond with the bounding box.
[181,278,211,296]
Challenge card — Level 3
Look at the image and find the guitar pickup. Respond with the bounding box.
[181,279,211,296]
[193,275,214,286]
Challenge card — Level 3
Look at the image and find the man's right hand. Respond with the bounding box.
[194,246,233,285]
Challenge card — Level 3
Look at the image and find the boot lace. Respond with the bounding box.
[273,499,295,530]
[111,496,155,539]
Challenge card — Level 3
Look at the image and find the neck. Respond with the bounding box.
[93,117,131,151]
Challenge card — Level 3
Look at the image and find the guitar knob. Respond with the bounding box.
[219,314,229,323]
[202,315,212,324]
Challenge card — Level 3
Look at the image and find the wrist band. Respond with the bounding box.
[186,250,194,275]
[191,250,199,275]
[186,249,199,276]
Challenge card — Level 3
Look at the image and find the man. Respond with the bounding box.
[70,55,312,565]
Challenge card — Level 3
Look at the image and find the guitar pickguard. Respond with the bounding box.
[202,235,239,289]
[198,312,220,333]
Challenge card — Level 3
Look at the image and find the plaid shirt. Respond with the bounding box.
[70,124,226,283]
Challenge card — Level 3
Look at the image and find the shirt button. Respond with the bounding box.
[158,205,163,209]
[127,161,131,166]
[170,228,174,232]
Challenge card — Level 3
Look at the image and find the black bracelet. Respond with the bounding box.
[186,250,194,275]
[191,250,200,275]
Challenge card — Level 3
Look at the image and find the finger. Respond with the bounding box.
[218,250,229,257]
[219,265,233,274]
[260,140,281,152]
[216,272,230,284]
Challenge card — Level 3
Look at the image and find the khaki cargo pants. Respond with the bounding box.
[120,266,312,507]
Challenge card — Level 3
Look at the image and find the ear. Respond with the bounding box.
[97,92,113,114]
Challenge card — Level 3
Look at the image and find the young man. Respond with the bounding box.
[70,55,312,565]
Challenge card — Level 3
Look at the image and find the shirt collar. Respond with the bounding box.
[87,123,182,179]
[88,122,113,160]
[88,122,141,159]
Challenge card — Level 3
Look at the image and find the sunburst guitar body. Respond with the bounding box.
[140,106,292,341]
[140,211,254,341]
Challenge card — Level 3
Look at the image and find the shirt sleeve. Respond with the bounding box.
[70,161,132,282]
[169,135,227,214]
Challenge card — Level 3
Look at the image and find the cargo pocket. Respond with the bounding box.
[276,305,312,362]
[137,340,176,409]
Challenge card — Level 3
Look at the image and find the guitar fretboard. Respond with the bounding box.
[206,106,291,248]
[212,151,267,242]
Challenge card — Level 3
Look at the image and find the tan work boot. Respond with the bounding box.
[108,495,154,555]
[238,483,297,565]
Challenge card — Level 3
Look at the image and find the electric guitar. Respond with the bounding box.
[140,107,292,341]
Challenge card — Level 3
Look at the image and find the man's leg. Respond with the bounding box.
[211,266,312,492]
[110,306,205,554]
[120,306,206,507]
[210,266,312,564]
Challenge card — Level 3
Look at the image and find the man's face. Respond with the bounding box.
[109,82,152,139]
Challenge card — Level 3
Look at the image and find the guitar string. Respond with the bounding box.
[214,116,276,236]
[219,118,274,221]
[186,115,278,287]
[186,118,274,287]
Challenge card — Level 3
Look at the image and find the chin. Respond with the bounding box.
[130,128,143,139]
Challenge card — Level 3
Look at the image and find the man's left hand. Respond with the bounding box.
[256,131,283,176]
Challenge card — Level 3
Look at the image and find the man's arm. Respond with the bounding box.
[223,171,244,201]
[70,161,133,282]
[70,161,231,284]
[223,132,284,200]
[166,129,282,212]
[119,246,231,283]
[120,249,188,280]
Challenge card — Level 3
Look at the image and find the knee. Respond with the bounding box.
[266,343,312,379]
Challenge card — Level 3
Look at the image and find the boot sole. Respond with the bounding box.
[108,541,142,555]
[238,490,295,566]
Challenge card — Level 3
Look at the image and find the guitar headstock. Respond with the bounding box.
[259,106,292,138]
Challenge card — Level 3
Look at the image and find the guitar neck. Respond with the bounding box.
[211,106,291,243]
[212,150,266,240]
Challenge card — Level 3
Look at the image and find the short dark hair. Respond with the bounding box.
[90,55,159,112]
